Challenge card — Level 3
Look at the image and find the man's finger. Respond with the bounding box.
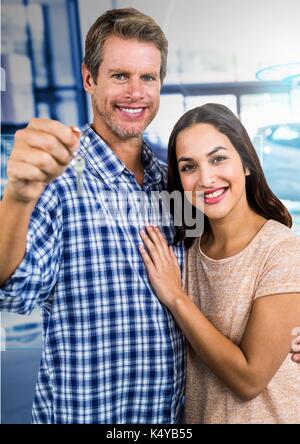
[15,129,73,166]
[27,118,80,151]
[7,159,48,183]
[13,148,65,180]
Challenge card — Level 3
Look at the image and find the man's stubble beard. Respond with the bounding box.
[93,98,158,141]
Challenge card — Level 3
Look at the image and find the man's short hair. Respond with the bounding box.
[83,7,168,84]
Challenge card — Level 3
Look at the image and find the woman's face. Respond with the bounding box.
[176,123,250,221]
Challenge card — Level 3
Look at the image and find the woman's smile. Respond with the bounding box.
[201,186,229,204]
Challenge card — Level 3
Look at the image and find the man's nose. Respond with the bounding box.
[125,78,145,101]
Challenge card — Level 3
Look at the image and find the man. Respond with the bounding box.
[0,8,185,424]
[0,7,299,424]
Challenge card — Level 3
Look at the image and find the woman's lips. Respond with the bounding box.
[203,187,229,204]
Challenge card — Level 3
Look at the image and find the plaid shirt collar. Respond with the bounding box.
[81,124,164,189]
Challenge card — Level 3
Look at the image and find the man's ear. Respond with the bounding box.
[82,63,96,94]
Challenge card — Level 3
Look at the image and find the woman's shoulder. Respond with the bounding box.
[186,219,300,263]
[261,219,300,244]
[259,219,300,259]
[254,220,300,300]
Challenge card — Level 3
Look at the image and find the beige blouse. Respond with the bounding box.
[183,220,300,424]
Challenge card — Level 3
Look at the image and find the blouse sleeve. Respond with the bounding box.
[254,236,300,300]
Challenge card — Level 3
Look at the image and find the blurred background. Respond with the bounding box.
[1,0,300,423]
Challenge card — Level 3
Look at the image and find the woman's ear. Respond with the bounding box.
[245,166,251,176]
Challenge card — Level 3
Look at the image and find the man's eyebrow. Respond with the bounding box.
[108,69,129,74]
[107,69,159,77]
[142,72,159,77]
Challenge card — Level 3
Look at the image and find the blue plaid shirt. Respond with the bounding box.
[0,124,186,424]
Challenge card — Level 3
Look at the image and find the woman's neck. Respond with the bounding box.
[201,208,267,260]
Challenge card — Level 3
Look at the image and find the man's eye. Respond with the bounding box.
[212,156,227,164]
[113,73,127,80]
[181,164,196,173]
[142,75,156,81]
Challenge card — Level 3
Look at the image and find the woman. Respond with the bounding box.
[139,104,300,424]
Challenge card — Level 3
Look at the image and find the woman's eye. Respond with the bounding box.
[212,156,227,164]
[181,164,196,173]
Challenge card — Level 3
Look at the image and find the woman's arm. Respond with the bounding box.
[170,290,299,401]
[139,226,300,401]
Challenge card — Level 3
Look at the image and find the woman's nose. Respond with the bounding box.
[198,168,216,188]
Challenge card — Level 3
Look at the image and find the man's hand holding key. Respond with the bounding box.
[6,118,81,203]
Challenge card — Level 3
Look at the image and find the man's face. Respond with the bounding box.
[83,36,161,142]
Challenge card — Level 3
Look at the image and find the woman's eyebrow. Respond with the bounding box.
[207,146,228,156]
[177,156,194,164]
[177,147,228,164]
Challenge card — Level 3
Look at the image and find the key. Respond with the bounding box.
[74,155,86,196]
[70,126,90,196]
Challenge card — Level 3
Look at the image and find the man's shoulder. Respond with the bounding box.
[142,139,168,184]
[154,157,167,174]
[153,157,168,188]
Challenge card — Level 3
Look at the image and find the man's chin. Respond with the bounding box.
[112,125,145,140]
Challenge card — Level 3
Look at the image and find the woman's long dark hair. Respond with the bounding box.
[167,103,292,249]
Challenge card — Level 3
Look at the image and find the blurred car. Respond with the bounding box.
[253,123,300,202]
